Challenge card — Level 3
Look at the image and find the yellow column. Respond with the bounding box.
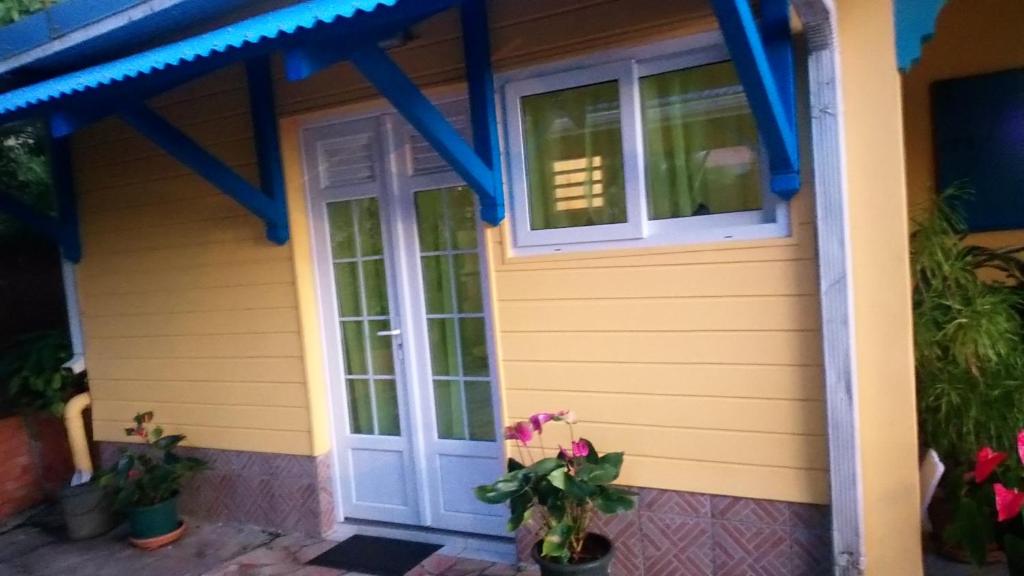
[836,0,923,574]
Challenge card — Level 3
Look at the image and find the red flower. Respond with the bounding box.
[996,483,1024,522]
[1017,431,1024,466]
[975,447,1008,483]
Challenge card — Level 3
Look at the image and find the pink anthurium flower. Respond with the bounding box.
[504,421,534,444]
[996,483,1024,522]
[530,412,555,433]
[560,440,590,460]
[1017,431,1024,466]
[975,447,1008,483]
[555,410,578,425]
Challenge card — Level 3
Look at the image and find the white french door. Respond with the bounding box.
[303,101,506,536]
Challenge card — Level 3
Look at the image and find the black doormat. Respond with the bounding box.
[307,534,443,576]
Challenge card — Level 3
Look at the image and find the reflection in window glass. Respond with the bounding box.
[415,187,496,442]
[641,62,763,220]
[521,81,627,230]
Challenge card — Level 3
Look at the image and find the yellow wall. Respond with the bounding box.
[837,0,922,573]
[75,65,315,455]
[903,0,1024,247]
[76,0,828,505]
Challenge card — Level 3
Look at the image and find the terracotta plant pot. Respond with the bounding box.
[127,495,181,541]
[531,533,614,576]
[129,522,186,551]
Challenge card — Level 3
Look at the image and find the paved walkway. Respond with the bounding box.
[0,506,524,576]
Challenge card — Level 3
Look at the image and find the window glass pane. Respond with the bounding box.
[347,379,374,434]
[362,258,389,317]
[433,380,466,440]
[640,62,763,220]
[354,197,383,256]
[428,318,459,377]
[367,319,395,376]
[449,186,478,250]
[340,320,367,376]
[459,317,490,377]
[327,202,356,259]
[420,255,454,315]
[465,381,496,441]
[521,81,627,230]
[416,189,447,252]
[454,254,483,314]
[374,380,401,436]
[333,262,362,318]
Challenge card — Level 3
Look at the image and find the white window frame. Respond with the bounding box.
[500,32,790,256]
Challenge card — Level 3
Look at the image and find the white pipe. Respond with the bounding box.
[61,259,86,374]
[64,392,93,486]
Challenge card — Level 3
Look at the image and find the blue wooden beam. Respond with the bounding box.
[245,56,289,244]
[51,135,81,262]
[350,45,502,224]
[119,105,282,238]
[710,0,800,198]
[283,0,455,82]
[460,0,504,224]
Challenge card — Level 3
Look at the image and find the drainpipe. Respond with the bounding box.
[64,392,93,486]
[61,259,91,485]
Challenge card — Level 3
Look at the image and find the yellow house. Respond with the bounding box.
[0,0,967,573]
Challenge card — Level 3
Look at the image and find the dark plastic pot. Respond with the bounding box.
[60,482,116,540]
[127,495,180,540]
[531,533,614,576]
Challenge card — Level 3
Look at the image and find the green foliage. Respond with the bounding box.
[475,438,636,564]
[100,412,208,509]
[0,0,55,27]
[0,330,77,416]
[0,122,53,241]
[912,189,1024,466]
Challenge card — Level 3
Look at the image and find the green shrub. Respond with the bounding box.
[912,190,1024,467]
[0,330,78,416]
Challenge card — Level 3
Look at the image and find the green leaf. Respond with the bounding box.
[153,434,184,451]
[530,457,565,478]
[575,463,617,485]
[541,520,572,563]
[507,458,525,473]
[943,498,994,566]
[593,486,637,514]
[508,490,534,532]
[598,452,624,474]
[580,438,599,464]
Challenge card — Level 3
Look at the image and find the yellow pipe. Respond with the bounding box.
[64,392,93,476]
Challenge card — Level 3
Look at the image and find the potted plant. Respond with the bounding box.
[475,411,635,576]
[101,412,207,549]
[946,434,1024,575]
[911,190,1024,559]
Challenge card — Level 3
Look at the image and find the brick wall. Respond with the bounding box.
[0,415,73,520]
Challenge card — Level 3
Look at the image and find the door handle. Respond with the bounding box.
[376,329,402,337]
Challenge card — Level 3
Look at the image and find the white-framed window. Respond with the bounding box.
[501,34,790,255]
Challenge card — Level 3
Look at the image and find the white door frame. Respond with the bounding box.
[300,96,506,536]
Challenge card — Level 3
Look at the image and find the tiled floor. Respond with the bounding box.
[206,532,526,576]
[0,505,525,576]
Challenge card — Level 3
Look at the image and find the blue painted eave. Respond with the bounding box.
[894,0,949,72]
[0,0,401,118]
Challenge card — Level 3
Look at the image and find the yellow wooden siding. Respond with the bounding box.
[74,0,828,503]
[73,67,311,454]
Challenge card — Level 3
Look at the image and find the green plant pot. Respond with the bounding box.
[60,482,116,540]
[531,533,614,576]
[127,495,180,540]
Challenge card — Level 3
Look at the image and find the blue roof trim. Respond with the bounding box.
[894,0,948,72]
[0,0,398,115]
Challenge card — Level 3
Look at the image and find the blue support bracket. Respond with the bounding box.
[710,0,800,198]
[0,130,81,262]
[118,55,289,244]
[350,45,503,225]
[460,0,504,224]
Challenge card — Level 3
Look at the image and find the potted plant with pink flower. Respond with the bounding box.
[945,432,1024,573]
[475,410,635,576]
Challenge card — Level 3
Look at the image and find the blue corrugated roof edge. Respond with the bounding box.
[0,0,398,115]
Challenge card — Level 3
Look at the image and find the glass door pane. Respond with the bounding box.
[327,197,401,436]
[414,186,496,442]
